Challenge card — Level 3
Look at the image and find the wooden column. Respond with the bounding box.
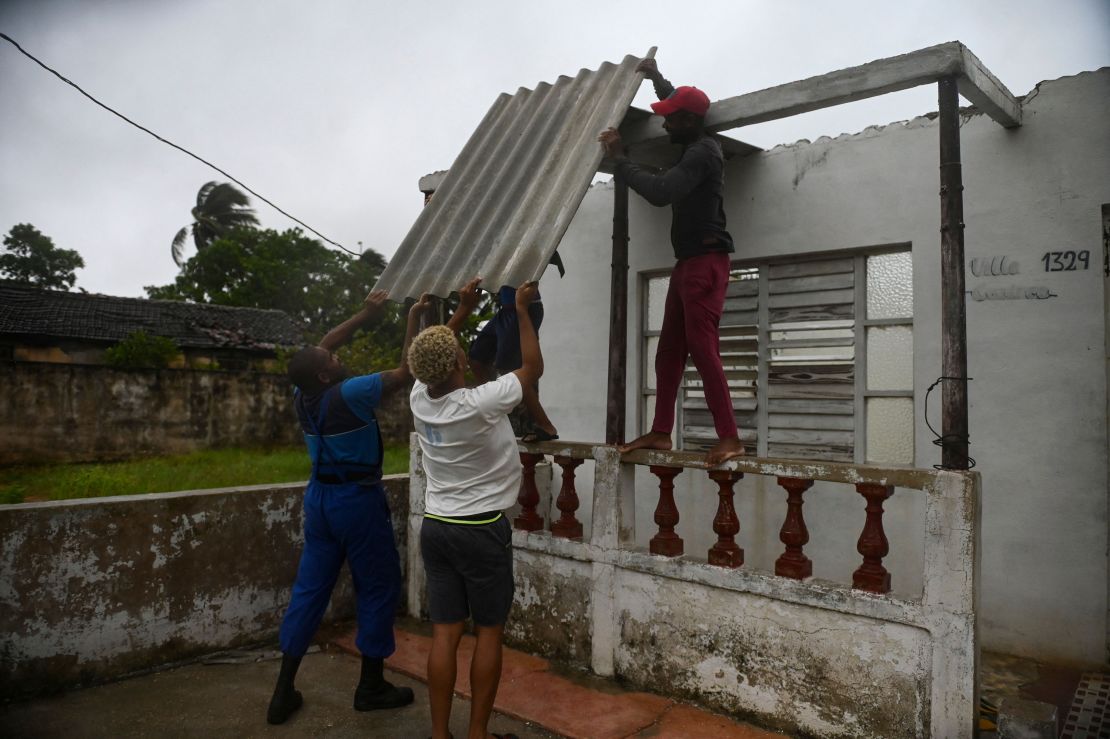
[550,455,584,539]
[513,452,545,532]
[938,76,970,470]
[605,176,629,445]
[707,470,743,567]
[648,465,683,556]
[852,482,894,593]
[775,476,813,579]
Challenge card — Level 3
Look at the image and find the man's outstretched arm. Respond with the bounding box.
[319,289,389,352]
[511,282,543,388]
[598,128,713,207]
[380,293,432,397]
[635,58,675,101]
[445,276,483,337]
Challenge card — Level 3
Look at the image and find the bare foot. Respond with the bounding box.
[617,431,673,454]
[706,436,746,466]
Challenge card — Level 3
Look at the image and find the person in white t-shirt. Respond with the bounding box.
[408,276,540,739]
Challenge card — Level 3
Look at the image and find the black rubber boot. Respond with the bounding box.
[267,654,304,725]
[353,655,414,711]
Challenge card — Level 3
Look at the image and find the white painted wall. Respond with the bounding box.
[537,69,1110,664]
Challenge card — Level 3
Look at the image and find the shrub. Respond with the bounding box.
[104,331,180,369]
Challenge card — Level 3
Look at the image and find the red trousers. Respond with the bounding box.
[652,252,738,440]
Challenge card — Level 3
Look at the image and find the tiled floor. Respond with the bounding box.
[1061,673,1110,739]
[981,651,1110,738]
[333,621,787,739]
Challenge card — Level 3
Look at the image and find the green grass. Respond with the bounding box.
[0,445,409,505]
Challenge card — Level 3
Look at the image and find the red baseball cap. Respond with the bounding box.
[651,86,710,117]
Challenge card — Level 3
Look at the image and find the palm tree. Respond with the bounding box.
[171,181,260,265]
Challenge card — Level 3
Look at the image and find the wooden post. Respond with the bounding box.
[513,452,545,532]
[550,455,584,539]
[938,77,970,470]
[775,476,813,579]
[853,482,894,593]
[648,465,683,556]
[707,470,743,567]
[606,176,629,445]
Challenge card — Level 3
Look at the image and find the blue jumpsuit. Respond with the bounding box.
[278,374,400,658]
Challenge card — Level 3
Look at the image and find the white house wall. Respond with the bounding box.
[536,68,1110,663]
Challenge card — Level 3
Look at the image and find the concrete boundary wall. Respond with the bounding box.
[407,437,980,738]
[0,475,410,699]
[0,362,301,465]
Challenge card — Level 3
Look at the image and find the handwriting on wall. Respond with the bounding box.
[967,251,1091,303]
[1040,250,1091,272]
[969,256,1019,276]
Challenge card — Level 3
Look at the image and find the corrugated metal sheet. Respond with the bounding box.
[375,48,655,301]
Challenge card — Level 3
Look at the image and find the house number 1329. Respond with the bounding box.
[1041,250,1090,271]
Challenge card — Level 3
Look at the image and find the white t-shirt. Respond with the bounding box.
[410,373,523,517]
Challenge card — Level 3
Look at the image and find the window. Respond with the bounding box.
[640,248,914,464]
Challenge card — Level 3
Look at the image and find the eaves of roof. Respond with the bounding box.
[0,282,304,350]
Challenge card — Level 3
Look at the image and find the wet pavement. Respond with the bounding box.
[0,648,553,739]
[0,620,787,739]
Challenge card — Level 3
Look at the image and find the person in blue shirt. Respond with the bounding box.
[468,284,558,442]
[267,289,431,725]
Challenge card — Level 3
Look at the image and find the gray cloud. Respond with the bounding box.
[2,0,1107,296]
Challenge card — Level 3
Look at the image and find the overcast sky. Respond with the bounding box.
[1,0,1107,297]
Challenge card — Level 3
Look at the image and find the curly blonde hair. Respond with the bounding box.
[408,325,460,386]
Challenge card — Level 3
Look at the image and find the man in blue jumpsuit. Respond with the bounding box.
[268,289,430,724]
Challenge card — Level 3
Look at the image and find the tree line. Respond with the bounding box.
[1,182,407,372]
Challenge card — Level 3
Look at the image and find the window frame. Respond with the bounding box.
[638,244,914,465]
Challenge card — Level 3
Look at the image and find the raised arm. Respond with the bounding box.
[319,289,389,352]
[511,281,543,388]
[380,293,432,397]
[635,58,675,100]
[445,276,483,336]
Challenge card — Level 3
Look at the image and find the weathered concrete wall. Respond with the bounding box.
[539,69,1110,663]
[507,549,593,665]
[0,474,409,699]
[0,362,300,464]
[0,362,414,464]
[614,570,928,738]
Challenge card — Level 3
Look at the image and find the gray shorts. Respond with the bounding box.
[420,514,514,626]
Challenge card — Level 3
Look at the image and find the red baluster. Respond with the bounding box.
[550,455,584,539]
[707,470,744,568]
[649,465,683,556]
[853,482,894,593]
[775,477,813,579]
[513,452,545,532]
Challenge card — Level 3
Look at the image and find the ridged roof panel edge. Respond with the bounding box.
[376,48,655,301]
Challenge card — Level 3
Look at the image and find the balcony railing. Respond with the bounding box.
[512,440,967,596]
[497,438,980,738]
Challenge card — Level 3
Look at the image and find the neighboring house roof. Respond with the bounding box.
[0,281,304,351]
[374,49,655,301]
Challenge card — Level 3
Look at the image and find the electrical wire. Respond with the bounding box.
[0,31,359,257]
[923,376,976,470]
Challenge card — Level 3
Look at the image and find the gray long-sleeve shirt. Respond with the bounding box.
[613,76,734,261]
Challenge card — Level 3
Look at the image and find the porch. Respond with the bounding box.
[408,439,981,738]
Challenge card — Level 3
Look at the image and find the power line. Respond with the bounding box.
[0,31,360,257]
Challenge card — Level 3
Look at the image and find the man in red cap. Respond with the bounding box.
[599,58,744,466]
